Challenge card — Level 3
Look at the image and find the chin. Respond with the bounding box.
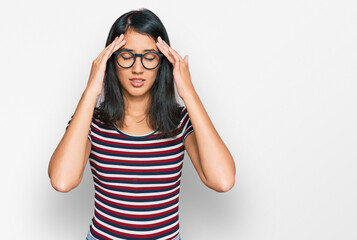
[123,87,151,98]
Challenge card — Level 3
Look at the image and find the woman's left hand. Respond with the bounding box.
[156,36,196,100]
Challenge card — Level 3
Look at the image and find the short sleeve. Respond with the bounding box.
[181,106,194,142]
[65,114,92,144]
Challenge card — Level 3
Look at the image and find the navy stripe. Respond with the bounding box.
[93,177,180,194]
[95,203,179,222]
[94,185,180,203]
[68,105,191,238]
[91,163,183,175]
[95,194,179,212]
[89,155,184,167]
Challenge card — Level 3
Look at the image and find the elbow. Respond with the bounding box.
[210,168,236,193]
[215,178,235,193]
[221,178,235,192]
[50,177,77,193]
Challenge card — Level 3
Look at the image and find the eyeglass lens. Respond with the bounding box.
[117,52,160,69]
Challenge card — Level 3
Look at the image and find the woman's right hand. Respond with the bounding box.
[85,33,126,97]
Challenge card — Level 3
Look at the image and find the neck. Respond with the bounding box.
[123,92,151,117]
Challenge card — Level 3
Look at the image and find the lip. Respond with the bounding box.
[130,78,145,87]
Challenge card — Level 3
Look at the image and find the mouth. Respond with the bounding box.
[130,78,145,87]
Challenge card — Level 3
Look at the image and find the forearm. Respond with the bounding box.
[48,89,97,192]
[183,91,236,190]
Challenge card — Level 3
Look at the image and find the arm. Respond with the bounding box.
[48,90,95,192]
[48,34,126,192]
[155,36,235,192]
[183,92,236,192]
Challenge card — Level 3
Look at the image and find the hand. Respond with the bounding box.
[85,34,126,97]
[156,36,195,100]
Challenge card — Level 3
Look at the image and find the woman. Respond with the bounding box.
[48,8,236,240]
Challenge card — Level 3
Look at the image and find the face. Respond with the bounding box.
[114,28,161,100]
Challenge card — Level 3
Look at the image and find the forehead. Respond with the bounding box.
[121,29,158,52]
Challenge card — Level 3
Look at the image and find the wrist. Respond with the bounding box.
[182,89,198,103]
[84,87,100,100]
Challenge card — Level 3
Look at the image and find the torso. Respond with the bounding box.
[115,115,155,136]
[81,106,193,239]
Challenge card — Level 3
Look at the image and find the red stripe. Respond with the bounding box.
[93,176,180,191]
[95,209,179,229]
[92,144,184,156]
[95,203,178,219]
[91,168,182,183]
[91,161,183,173]
[95,184,180,200]
[92,216,179,239]
[89,153,183,165]
[91,127,182,147]
[95,192,179,210]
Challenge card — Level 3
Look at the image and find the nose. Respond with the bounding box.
[131,55,144,73]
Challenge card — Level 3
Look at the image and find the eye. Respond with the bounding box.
[120,52,133,60]
[144,53,157,61]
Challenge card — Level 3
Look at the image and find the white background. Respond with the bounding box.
[1,0,356,239]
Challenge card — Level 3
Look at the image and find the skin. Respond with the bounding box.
[155,36,236,192]
[114,28,161,134]
[116,29,236,192]
[48,28,236,193]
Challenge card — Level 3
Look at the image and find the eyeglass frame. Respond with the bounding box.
[113,50,164,70]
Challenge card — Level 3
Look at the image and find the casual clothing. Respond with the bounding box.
[85,229,181,240]
[66,106,193,240]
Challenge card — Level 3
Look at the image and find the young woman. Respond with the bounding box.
[48,8,235,240]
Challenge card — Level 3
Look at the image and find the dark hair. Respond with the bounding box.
[93,8,182,138]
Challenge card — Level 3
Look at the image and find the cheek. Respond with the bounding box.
[115,68,128,82]
[149,70,159,81]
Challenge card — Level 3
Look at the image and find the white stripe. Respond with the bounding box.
[90,151,184,161]
[92,174,181,188]
[157,230,180,240]
[95,182,180,197]
[94,213,179,235]
[95,188,179,206]
[91,130,181,144]
[95,207,179,225]
[91,224,126,240]
[92,140,183,153]
[93,160,183,170]
[91,166,181,178]
[95,198,179,215]
[91,223,180,240]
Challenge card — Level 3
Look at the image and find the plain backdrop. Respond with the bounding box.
[1,0,356,239]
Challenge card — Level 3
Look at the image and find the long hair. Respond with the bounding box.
[93,8,183,138]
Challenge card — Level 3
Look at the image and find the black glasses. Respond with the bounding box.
[113,50,164,70]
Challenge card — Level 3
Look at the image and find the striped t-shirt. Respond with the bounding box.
[65,106,193,240]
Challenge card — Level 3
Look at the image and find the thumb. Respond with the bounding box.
[184,55,189,65]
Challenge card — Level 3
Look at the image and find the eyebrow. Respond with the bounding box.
[121,48,157,52]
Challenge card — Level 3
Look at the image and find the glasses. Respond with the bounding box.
[113,50,164,70]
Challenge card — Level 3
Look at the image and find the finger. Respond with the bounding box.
[168,47,182,66]
[99,34,124,59]
[104,35,126,59]
[157,37,174,58]
[157,40,181,67]
[167,44,184,61]
[158,37,183,61]
[97,37,117,60]
[184,55,188,65]
[111,38,126,53]
[156,40,175,63]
